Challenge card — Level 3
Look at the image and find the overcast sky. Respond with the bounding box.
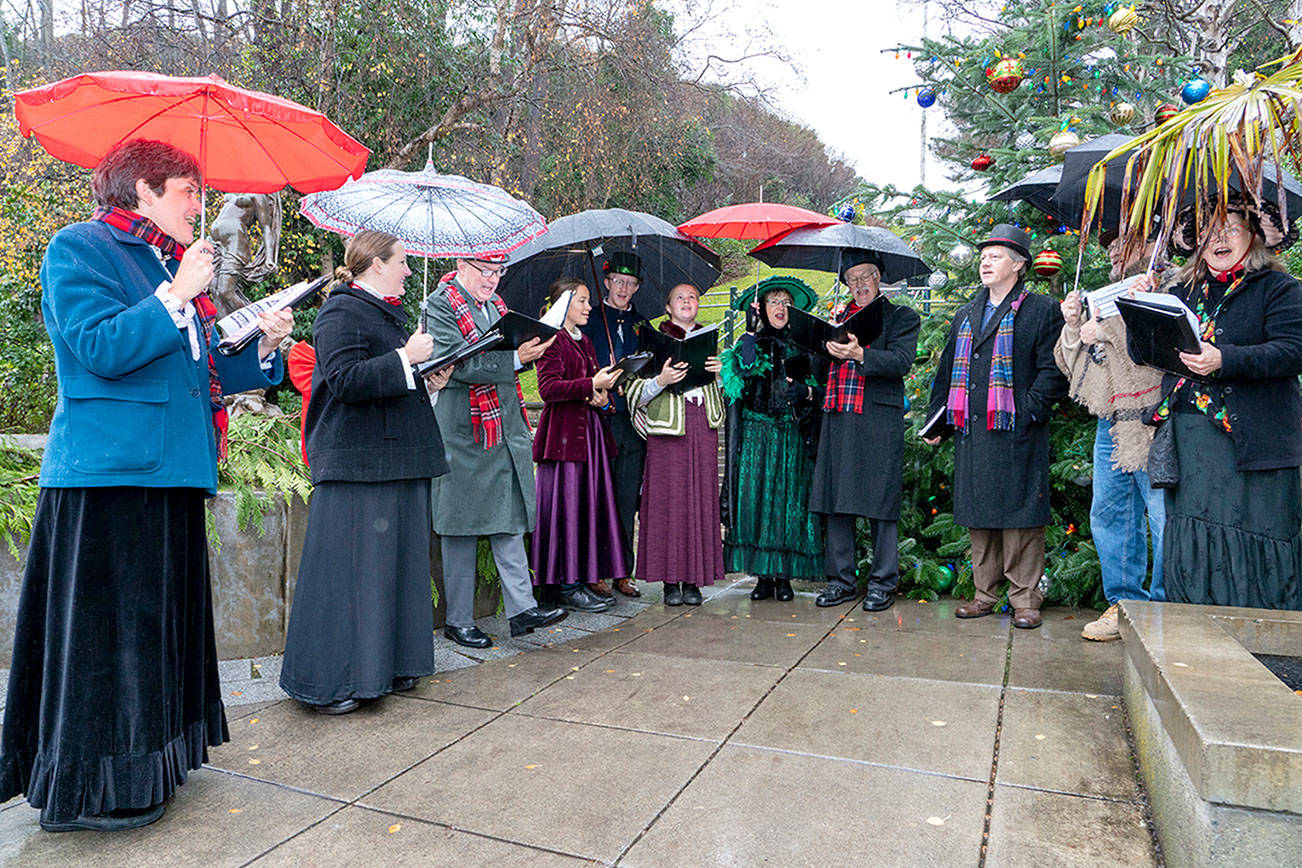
[682,0,963,192]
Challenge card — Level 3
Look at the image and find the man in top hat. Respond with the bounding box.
[425,255,566,646]
[810,250,920,612]
[924,225,1068,629]
[1055,228,1166,641]
[579,250,650,598]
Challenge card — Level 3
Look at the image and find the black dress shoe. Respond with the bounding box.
[815,583,858,607]
[40,803,165,833]
[681,584,703,606]
[774,578,794,601]
[663,583,684,606]
[313,697,360,715]
[392,676,420,691]
[862,589,895,612]
[559,585,611,612]
[750,578,775,600]
[444,624,493,648]
[510,606,568,637]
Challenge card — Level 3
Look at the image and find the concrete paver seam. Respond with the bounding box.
[237,802,350,868]
[977,623,1015,868]
[1119,695,1165,867]
[611,605,858,866]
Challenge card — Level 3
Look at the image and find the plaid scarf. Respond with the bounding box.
[1151,272,1247,433]
[822,302,866,414]
[442,279,529,449]
[93,206,230,460]
[947,288,1027,434]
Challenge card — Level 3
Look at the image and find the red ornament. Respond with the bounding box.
[1155,103,1180,126]
[1033,249,1063,277]
[986,57,1025,94]
[971,153,996,171]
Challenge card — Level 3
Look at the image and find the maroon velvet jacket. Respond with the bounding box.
[533,330,616,463]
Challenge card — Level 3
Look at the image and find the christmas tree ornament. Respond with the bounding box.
[987,57,1025,94]
[1109,101,1136,125]
[1154,102,1180,125]
[1181,77,1211,105]
[1108,5,1138,34]
[935,565,956,593]
[1033,249,1063,277]
[1049,128,1081,160]
[1015,131,1037,149]
[837,203,857,222]
[970,153,996,171]
[949,243,974,264]
[916,87,937,108]
[927,271,949,290]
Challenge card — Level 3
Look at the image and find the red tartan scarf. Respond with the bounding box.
[441,278,529,449]
[93,206,229,460]
[822,302,866,414]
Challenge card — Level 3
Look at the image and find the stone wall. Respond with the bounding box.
[0,490,498,666]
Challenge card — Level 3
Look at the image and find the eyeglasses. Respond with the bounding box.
[467,263,507,278]
[608,275,639,289]
[1205,225,1246,242]
[764,298,792,308]
[846,277,878,289]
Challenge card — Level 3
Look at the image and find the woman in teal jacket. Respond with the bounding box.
[0,139,291,833]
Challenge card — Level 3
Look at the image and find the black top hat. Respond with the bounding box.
[603,250,642,279]
[837,249,884,282]
[977,224,1032,260]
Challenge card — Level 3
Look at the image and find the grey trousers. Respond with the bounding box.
[441,533,538,626]
[825,514,899,593]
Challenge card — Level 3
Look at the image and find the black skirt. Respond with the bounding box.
[1165,414,1302,609]
[279,479,435,705]
[0,487,228,822]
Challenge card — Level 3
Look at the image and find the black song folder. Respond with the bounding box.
[786,298,884,360]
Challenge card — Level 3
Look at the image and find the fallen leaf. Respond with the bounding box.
[838,661,847,666]
[1173,662,1189,668]
[249,718,259,724]
[1085,693,1099,699]
[388,823,402,834]
[565,675,575,680]
[1035,734,1046,741]
[230,690,243,697]
[854,653,862,657]
[507,663,517,668]
[786,633,797,637]
[605,669,616,673]
[248,759,261,765]
[682,696,690,701]
[247,744,259,751]
[524,764,538,770]
[571,666,581,671]
[631,672,642,677]
[931,720,947,727]
[926,816,948,826]
[228,808,242,814]
[849,708,858,714]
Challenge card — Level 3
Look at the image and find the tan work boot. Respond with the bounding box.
[1081,604,1120,641]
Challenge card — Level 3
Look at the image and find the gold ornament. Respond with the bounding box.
[1108,6,1138,35]
[1049,129,1081,161]
[1109,102,1136,125]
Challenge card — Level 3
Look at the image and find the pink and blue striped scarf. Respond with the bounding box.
[946,288,1027,434]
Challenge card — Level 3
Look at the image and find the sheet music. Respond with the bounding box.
[1083,275,1140,320]
[215,280,318,344]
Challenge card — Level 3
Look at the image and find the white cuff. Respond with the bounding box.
[397,348,416,390]
[155,282,200,360]
[513,350,524,371]
[639,377,666,405]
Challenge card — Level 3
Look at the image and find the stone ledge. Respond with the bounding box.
[1118,600,1302,815]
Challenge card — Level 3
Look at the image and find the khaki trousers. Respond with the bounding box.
[969,526,1045,610]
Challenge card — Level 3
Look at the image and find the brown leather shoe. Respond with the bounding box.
[590,579,614,599]
[954,599,996,619]
[1012,608,1042,629]
[615,578,641,598]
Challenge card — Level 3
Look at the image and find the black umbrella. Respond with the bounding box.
[496,208,721,321]
[1051,133,1302,231]
[989,163,1066,223]
[747,223,932,285]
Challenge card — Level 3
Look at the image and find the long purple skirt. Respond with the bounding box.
[636,401,724,586]
[532,409,630,584]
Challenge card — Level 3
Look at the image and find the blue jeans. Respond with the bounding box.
[1091,419,1165,603]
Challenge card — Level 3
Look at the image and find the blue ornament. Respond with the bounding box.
[1181,78,1211,104]
[837,204,857,223]
[916,87,937,108]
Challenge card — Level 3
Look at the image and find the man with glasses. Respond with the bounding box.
[579,251,650,598]
[810,252,920,612]
[425,256,565,646]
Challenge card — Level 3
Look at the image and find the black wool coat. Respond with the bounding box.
[1158,268,1302,471]
[927,283,1068,528]
[809,298,921,519]
[305,286,448,484]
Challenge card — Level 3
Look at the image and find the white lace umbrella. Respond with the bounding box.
[299,161,548,299]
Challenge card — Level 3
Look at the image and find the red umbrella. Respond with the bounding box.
[678,202,837,241]
[14,71,369,195]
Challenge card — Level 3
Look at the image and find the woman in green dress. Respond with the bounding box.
[720,276,824,601]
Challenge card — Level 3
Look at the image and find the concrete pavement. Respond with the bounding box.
[0,579,1159,867]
